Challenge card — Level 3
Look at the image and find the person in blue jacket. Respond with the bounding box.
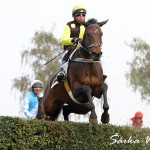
[22,80,43,119]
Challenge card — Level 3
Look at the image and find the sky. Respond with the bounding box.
[0,0,150,127]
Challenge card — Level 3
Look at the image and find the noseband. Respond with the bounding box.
[88,43,101,48]
[80,42,101,54]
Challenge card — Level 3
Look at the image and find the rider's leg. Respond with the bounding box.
[57,68,66,82]
[56,51,67,82]
[56,60,68,82]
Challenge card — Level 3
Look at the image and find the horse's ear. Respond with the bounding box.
[98,19,109,27]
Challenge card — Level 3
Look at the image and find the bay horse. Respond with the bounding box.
[42,18,109,124]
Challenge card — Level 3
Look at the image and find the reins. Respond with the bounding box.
[69,45,100,63]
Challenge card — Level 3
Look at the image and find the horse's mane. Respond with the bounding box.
[87,18,98,24]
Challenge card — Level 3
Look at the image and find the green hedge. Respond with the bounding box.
[0,116,150,150]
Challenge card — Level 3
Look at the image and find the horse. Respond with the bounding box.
[42,18,110,124]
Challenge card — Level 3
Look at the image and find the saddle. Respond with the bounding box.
[50,47,76,88]
[62,46,76,62]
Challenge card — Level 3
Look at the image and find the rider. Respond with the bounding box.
[127,111,143,127]
[22,80,43,119]
[56,5,87,82]
[56,5,107,82]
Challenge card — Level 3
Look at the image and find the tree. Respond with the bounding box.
[125,37,150,101]
[12,29,63,113]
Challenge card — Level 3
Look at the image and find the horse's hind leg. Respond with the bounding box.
[50,106,62,121]
[62,102,98,124]
[100,83,110,124]
[62,105,70,121]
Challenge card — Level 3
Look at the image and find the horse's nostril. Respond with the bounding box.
[91,53,101,61]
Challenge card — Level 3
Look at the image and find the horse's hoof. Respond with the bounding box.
[89,117,98,125]
[101,112,110,124]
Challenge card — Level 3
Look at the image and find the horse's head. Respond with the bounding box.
[81,18,108,61]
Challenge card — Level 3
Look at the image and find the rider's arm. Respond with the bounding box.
[61,24,85,46]
[61,25,74,46]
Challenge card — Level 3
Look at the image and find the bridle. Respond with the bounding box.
[80,42,102,54]
[70,23,103,63]
[88,43,101,48]
[79,24,102,60]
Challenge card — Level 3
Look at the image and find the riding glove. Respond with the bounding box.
[72,37,82,44]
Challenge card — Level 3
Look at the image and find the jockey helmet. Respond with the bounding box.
[72,5,86,16]
[31,80,43,88]
[135,111,143,118]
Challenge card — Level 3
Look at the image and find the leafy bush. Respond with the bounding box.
[0,116,150,150]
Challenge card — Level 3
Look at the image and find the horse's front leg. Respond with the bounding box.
[88,99,98,125]
[73,85,98,124]
[100,83,110,124]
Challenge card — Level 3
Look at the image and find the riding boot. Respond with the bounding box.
[57,68,66,82]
